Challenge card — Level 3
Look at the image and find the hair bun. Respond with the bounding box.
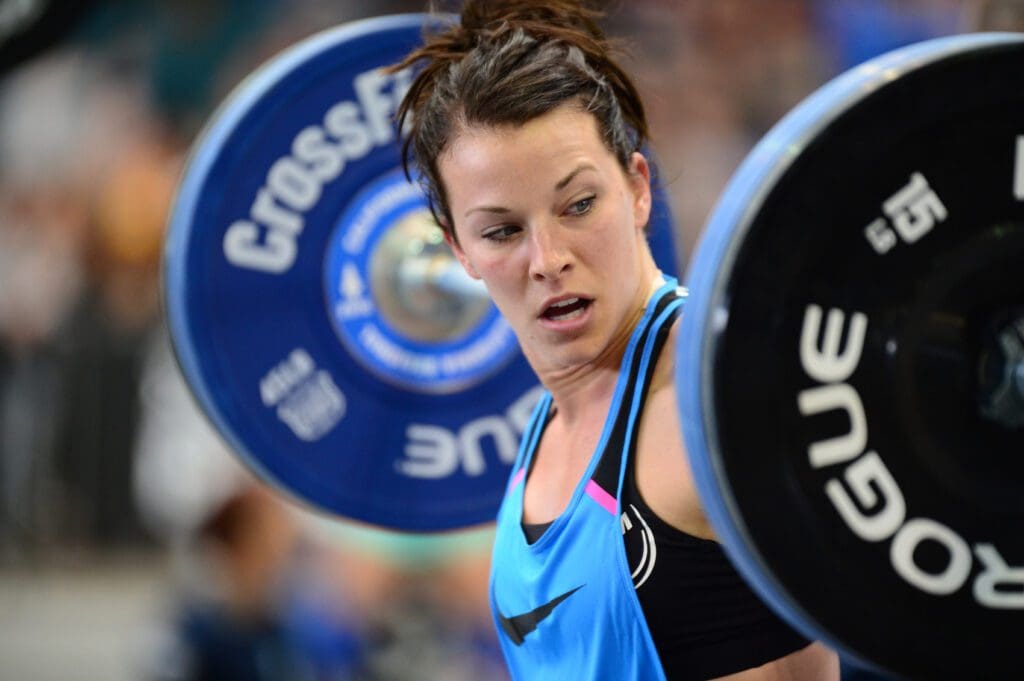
[457,0,606,41]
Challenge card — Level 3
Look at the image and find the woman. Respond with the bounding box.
[393,2,840,679]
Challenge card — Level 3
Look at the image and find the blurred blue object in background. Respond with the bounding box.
[813,0,964,69]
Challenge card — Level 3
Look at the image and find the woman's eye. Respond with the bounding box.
[568,196,595,216]
[483,225,520,241]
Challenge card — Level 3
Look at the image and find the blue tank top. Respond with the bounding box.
[489,279,684,681]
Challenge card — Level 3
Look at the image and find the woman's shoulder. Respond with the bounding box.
[634,313,715,539]
[647,311,681,393]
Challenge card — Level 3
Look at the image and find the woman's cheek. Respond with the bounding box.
[483,249,521,278]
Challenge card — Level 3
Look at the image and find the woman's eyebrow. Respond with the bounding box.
[555,163,597,191]
[465,204,511,218]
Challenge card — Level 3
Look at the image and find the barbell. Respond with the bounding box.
[163,13,1024,679]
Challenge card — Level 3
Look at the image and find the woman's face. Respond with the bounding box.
[438,104,656,376]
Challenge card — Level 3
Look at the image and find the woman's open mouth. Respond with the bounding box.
[541,297,593,322]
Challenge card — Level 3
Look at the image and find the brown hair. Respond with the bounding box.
[391,0,649,238]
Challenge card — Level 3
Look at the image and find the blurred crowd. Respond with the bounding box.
[0,0,1011,679]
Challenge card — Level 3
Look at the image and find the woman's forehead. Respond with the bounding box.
[443,106,611,176]
[451,103,603,150]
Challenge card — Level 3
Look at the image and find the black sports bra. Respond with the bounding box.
[619,457,809,680]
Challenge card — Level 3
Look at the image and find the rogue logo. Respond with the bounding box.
[798,303,1024,607]
[398,386,544,479]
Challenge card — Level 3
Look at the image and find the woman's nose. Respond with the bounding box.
[528,224,573,282]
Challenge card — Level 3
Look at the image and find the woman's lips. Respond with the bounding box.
[542,297,588,320]
[539,297,593,331]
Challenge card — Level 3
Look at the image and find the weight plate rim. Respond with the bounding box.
[677,31,1024,672]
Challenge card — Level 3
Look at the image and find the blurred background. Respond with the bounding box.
[0,0,1018,679]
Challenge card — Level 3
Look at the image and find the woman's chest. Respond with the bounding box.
[521,421,603,524]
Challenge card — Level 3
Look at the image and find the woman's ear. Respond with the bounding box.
[627,151,652,232]
[442,224,481,280]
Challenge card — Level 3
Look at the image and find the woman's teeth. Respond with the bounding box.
[545,298,588,321]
